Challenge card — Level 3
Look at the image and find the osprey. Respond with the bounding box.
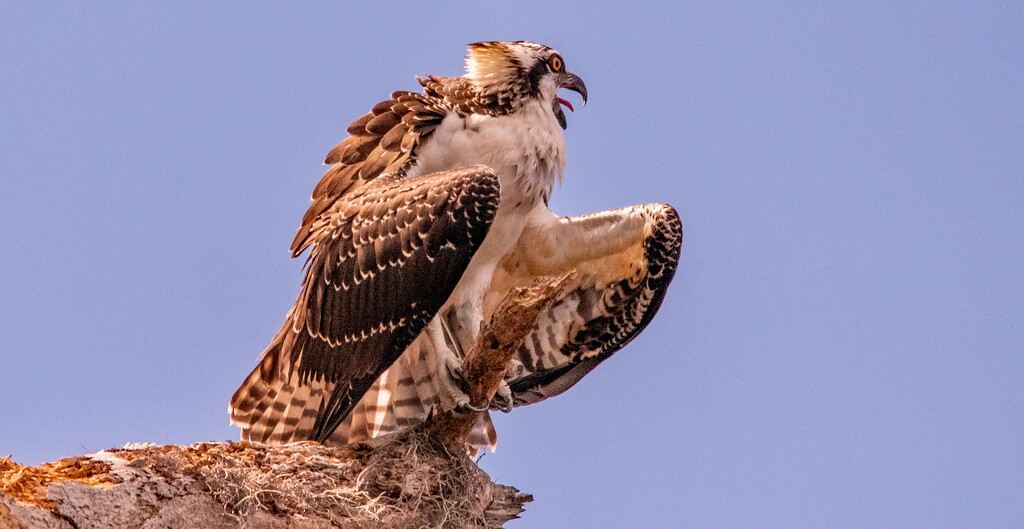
[230,41,682,450]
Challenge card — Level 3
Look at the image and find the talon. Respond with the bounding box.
[504,359,526,384]
[494,380,515,413]
[446,358,467,384]
[458,400,490,413]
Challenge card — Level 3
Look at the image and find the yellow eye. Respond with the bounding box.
[550,56,562,72]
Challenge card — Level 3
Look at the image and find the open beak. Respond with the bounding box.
[554,71,587,129]
[557,71,587,112]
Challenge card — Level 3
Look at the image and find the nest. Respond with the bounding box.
[2,428,526,528]
[198,425,505,528]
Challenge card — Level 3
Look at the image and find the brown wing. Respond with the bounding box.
[230,166,500,443]
[288,203,681,450]
[291,90,450,257]
[485,204,683,406]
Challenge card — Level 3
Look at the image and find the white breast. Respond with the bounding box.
[407,100,567,205]
[407,98,568,305]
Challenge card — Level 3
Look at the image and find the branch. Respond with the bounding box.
[428,272,576,449]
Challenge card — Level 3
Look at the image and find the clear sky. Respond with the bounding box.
[2,2,1022,527]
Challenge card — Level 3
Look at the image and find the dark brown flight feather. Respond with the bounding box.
[231,166,500,443]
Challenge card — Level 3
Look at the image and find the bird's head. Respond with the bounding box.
[465,41,587,129]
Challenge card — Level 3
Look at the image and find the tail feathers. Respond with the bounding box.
[392,342,438,428]
[342,340,498,453]
[233,334,500,451]
[342,344,428,444]
[467,413,497,456]
[229,342,332,444]
[344,368,399,442]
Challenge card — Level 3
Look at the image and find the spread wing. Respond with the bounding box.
[330,203,682,453]
[490,203,683,406]
[230,165,500,443]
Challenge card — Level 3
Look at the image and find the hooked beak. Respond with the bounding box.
[554,71,587,129]
[557,71,588,112]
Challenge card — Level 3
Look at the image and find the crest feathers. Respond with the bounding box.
[465,42,519,89]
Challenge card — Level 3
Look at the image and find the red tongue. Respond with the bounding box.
[557,97,574,112]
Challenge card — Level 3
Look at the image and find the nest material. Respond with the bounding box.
[1,430,529,528]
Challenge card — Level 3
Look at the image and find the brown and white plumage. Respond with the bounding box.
[230,41,682,451]
[338,204,682,450]
[231,166,500,443]
[499,204,682,406]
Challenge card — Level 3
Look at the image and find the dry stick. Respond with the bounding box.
[427,272,576,450]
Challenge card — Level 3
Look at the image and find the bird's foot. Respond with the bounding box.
[504,358,526,385]
[439,353,522,414]
[492,359,525,413]
[439,355,489,413]
[493,380,514,413]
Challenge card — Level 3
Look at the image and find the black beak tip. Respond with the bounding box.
[561,71,588,106]
[572,73,588,105]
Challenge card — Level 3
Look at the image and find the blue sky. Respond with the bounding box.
[2,2,1022,527]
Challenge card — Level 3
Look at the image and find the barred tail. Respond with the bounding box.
[229,337,333,444]
[338,338,498,453]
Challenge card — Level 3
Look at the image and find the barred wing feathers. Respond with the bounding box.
[333,203,682,452]
[494,203,683,406]
[230,166,500,443]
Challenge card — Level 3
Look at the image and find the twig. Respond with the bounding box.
[427,272,576,450]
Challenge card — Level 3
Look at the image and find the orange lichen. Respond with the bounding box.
[0,455,114,513]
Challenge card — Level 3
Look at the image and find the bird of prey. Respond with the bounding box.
[230,41,682,451]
